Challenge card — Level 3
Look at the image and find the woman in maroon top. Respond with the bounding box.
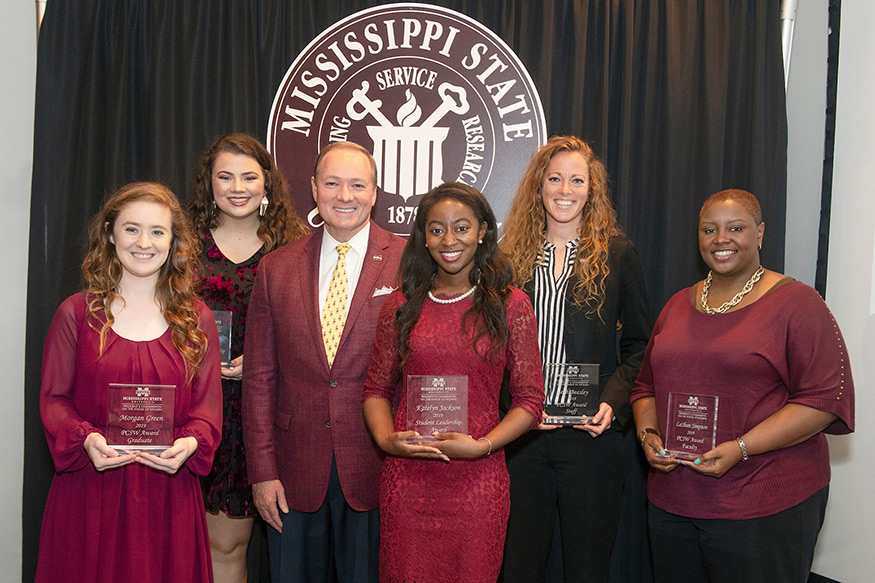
[188,134,308,583]
[37,182,222,582]
[631,189,855,583]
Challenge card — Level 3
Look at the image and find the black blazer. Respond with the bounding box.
[502,236,652,428]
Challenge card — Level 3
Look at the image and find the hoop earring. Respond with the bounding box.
[259,196,269,217]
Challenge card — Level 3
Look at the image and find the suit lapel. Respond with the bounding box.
[301,231,328,369]
[337,225,388,353]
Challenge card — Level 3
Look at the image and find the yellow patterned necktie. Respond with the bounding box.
[321,243,351,367]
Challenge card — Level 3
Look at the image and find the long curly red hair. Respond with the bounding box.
[501,136,620,318]
[82,182,207,381]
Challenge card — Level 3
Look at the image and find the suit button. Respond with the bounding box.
[325,420,331,428]
[329,380,337,388]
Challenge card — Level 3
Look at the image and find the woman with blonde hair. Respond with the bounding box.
[37,182,222,582]
[500,136,652,582]
[187,133,308,583]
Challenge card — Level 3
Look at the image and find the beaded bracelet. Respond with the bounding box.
[478,436,493,457]
[640,427,660,448]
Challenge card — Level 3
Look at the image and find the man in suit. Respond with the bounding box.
[243,141,405,582]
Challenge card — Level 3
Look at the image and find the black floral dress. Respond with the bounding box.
[196,230,264,517]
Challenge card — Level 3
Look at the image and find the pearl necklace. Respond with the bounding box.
[428,286,477,304]
[700,266,764,314]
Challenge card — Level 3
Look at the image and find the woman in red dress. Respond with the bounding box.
[187,133,308,583]
[363,182,544,583]
[37,182,222,582]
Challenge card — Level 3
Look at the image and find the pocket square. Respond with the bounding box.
[373,285,395,297]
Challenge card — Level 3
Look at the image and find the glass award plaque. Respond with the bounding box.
[106,383,176,454]
[663,393,719,460]
[406,375,468,444]
[543,363,599,425]
[212,310,233,366]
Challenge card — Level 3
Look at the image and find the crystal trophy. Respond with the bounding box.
[406,375,468,444]
[106,383,175,454]
[662,393,719,460]
[543,363,599,424]
[212,310,233,366]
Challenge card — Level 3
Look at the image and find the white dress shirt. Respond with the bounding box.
[318,221,371,317]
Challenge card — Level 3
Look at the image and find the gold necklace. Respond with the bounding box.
[700,266,764,314]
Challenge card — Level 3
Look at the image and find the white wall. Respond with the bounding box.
[1,1,34,582]
[785,0,828,287]
[810,0,875,580]
[787,1,875,580]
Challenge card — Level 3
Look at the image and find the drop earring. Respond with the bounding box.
[259,195,269,217]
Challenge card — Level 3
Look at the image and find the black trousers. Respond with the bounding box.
[648,486,829,583]
[267,458,379,583]
[500,427,625,583]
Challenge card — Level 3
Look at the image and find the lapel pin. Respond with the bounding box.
[373,255,383,261]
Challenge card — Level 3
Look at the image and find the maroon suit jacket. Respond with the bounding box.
[243,223,405,512]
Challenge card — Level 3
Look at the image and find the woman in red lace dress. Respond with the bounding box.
[187,133,308,583]
[363,182,544,583]
[37,182,222,582]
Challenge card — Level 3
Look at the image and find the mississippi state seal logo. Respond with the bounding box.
[267,3,546,236]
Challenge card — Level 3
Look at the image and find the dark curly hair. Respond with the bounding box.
[187,133,309,251]
[82,182,207,381]
[395,182,513,366]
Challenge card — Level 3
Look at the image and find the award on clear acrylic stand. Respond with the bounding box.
[662,393,719,460]
[212,310,233,366]
[406,375,468,444]
[543,363,599,425]
[106,383,176,454]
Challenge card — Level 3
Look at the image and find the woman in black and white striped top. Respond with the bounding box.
[499,136,652,583]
